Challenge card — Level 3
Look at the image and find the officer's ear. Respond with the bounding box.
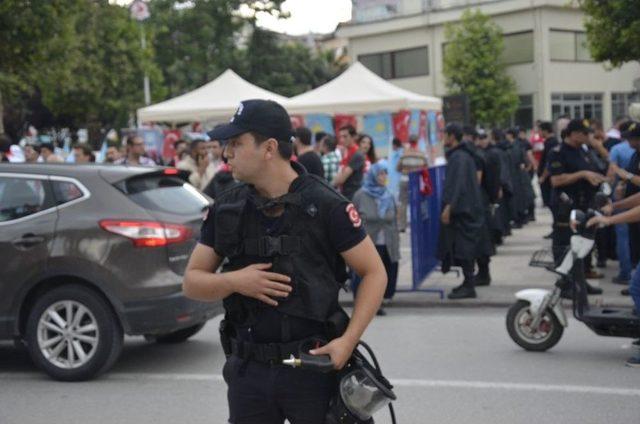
[263,138,278,160]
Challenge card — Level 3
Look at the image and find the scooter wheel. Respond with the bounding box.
[506,300,563,352]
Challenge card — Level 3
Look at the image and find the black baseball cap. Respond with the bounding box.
[207,99,294,143]
[566,118,593,134]
[623,121,640,139]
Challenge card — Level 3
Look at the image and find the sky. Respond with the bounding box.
[251,0,352,35]
[117,0,353,35]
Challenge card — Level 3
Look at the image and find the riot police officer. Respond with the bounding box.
[548,118,605,294]
[182,99,387,424]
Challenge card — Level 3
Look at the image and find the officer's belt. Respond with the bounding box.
[554,222,570,228]
[229,337,304,365]
[244,235,301,257]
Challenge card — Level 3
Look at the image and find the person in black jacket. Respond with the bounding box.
[438,123,485,299]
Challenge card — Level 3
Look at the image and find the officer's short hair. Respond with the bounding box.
[295,127,312,146]
[445,123,463,142]
[251,131,292,160]
[462,125,477,139]
[339,125,357,137]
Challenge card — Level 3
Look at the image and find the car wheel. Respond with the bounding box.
[25,284,123,381]
[152,323,206,344]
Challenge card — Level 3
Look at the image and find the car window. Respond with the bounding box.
[0,177,50,222]
[123,175,209,215]
[52,180,84,205]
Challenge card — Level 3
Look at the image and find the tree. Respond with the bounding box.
[237,28,345,97]
[147,0,287,98]
[443,9,519,127]
[0,0,78,134]
[39,1,166,132]
[577,0,640,67]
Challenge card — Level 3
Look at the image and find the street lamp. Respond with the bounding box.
[130,0,151,106]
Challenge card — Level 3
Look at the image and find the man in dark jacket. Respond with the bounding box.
[438,123,485,299]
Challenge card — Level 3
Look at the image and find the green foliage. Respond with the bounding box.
[577,0,640,67]
[237,28,345,97]
[443,9,519,126]
[40,1,166,129]
[0,0,341,133]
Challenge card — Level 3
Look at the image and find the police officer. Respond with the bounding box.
[548,118,605,295]
[182,99,387,424]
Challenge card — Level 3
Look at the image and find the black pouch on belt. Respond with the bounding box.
[326,307,350,340]
[219,318,233,358]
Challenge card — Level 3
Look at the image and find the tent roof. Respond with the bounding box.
[285,62,442,115]
[137,69,288,123]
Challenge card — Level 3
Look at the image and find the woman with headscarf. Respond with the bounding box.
[351,161,400,315]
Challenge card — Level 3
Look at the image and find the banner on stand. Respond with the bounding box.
[427,111,438,146]
[305,114,334,135]
[363,112,393,155]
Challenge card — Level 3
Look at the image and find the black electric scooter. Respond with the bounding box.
[506,191,640,352]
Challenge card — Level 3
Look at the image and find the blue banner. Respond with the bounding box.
[305,114,334,136]
[363,112,393,156]
[428,111,438,146]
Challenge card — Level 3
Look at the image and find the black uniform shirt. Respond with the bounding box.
[548,142,600,210]
[199,162,366,343]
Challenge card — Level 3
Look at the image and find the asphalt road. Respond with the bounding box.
[1,308,639,424]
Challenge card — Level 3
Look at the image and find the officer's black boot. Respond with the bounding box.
[448,281,477,299]
[475,258,491,287]
[449,262,477,299]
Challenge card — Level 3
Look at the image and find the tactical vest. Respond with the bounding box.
[213,174,347,326]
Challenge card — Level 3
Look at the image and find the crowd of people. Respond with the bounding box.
[3,115,640,315]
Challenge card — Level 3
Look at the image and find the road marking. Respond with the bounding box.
[2,372,639,396]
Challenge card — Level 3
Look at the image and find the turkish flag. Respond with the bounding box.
[334,114,357,138]
[393,110,411,143]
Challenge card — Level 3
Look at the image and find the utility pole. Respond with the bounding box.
[130,0,151,106]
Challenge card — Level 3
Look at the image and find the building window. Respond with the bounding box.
[612,92,640,122]
[501,31,534,65]
[509,95,534,129]
[359,46,429,79]
[549,30,594,62]
[551,93,602,121]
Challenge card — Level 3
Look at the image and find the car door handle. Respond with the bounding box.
[12,234,45,248]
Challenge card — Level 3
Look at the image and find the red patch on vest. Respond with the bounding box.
[346,203,362,228]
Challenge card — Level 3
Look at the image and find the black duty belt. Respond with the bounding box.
[230,337,307,365]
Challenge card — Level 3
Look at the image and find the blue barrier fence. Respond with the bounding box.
[396,165,446,298]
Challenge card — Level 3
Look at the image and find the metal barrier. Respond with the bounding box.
[396,165,446,298]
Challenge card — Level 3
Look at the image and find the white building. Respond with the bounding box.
[337,0,640,129]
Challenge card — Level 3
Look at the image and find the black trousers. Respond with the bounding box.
[224,354,337,424]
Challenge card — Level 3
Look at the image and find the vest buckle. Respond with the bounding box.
[259,236,282,257]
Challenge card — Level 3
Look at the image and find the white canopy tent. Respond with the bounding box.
[137,69,288,123]
[284,62,442,115]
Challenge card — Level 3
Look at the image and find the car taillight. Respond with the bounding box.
[163,168,179,175]
[99,220,193,248]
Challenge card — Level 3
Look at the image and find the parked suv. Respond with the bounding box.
[0,163,222,381]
